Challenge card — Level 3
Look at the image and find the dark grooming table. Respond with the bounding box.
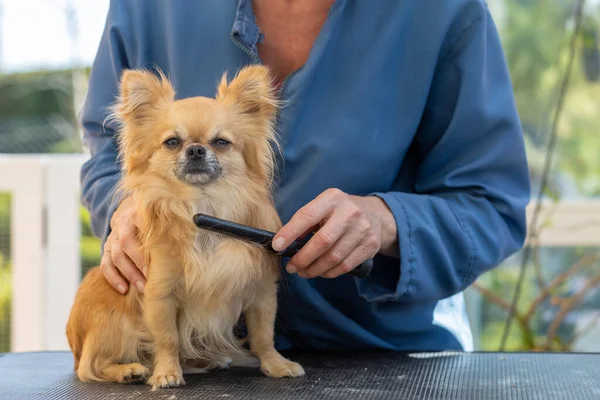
[1,351,599,399]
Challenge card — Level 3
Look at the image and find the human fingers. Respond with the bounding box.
[110,236,146,293]
[118,222,147,277]
[100,246,129,294]
[272,189,345,253]
[288,201,363,275]
[299,219,366,279]
[322,235,379,279]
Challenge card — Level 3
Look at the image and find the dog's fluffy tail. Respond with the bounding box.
[229,350,260,368]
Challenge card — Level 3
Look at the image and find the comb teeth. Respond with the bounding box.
[193,213,275,248]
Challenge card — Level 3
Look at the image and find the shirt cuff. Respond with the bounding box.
[353,192,412,303]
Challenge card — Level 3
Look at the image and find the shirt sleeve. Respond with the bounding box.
[80,0,132,243]
[355,7,531,303]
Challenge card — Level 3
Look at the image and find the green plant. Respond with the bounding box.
[80,206,101,277]
[81,236,101,277]
[0,193,11,260]
[475,251,600,351]
[0,264,11,353]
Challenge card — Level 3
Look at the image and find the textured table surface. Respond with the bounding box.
[1,351,599,399]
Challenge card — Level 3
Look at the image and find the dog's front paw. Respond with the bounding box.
[260,354,305,378]
[147,364,185,390]
[119,363,150,383]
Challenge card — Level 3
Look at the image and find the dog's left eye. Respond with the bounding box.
[164,137,181,148]
[211,138,231,147]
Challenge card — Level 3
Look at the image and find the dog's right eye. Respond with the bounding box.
[164,137,181,148]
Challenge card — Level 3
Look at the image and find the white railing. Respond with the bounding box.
[1,154,600,352]
[0,154,87,352]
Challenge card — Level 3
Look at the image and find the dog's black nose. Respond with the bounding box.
[186,145,206,160]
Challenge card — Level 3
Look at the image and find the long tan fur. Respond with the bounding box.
[66,65,304,390]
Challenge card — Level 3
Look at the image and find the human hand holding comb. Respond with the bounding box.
[195,189,398,279]
[269,189,398,279]
[193,213,373,279]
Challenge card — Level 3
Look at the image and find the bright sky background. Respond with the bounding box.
[0,0,109,73]
[1,0,599,73]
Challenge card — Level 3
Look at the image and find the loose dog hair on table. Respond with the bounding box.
[66,65,304,391]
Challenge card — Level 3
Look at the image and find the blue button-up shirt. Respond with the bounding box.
[80,0,530,351]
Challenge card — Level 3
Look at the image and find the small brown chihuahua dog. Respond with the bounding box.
[66,65,304,390]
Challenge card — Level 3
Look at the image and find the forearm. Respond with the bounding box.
[80,135,123,241]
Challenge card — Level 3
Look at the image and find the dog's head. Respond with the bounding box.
[112,65,279,191]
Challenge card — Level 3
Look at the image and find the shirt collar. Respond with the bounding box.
[231,0,264,57]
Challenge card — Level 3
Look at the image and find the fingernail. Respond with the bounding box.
[286,264,297,274]
[117,284,126,294]
[273,237,285,251]
[135,280,145,293]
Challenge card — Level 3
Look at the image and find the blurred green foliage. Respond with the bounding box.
[0,68,85,153]
[80,207,101,277]
[0,194,10,261]
[499,0,600,196]
[0,70,73,118]
[476,247,600,352]
[0,265,10,353]
[475,0,600,352]
[0,192,10,352]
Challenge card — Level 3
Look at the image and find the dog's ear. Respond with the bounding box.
[216,65,278,122]
[117,68,175,127]
[113,68,175,174]
[216,66,280,187]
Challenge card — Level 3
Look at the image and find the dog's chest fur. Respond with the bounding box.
[173,229,261,361]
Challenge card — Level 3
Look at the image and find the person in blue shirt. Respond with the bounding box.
[80,0,530,352]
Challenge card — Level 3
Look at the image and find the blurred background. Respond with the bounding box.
[0,0,599,354]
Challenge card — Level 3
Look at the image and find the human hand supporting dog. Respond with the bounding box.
[101,196,147,294]
[271,188,398,279]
